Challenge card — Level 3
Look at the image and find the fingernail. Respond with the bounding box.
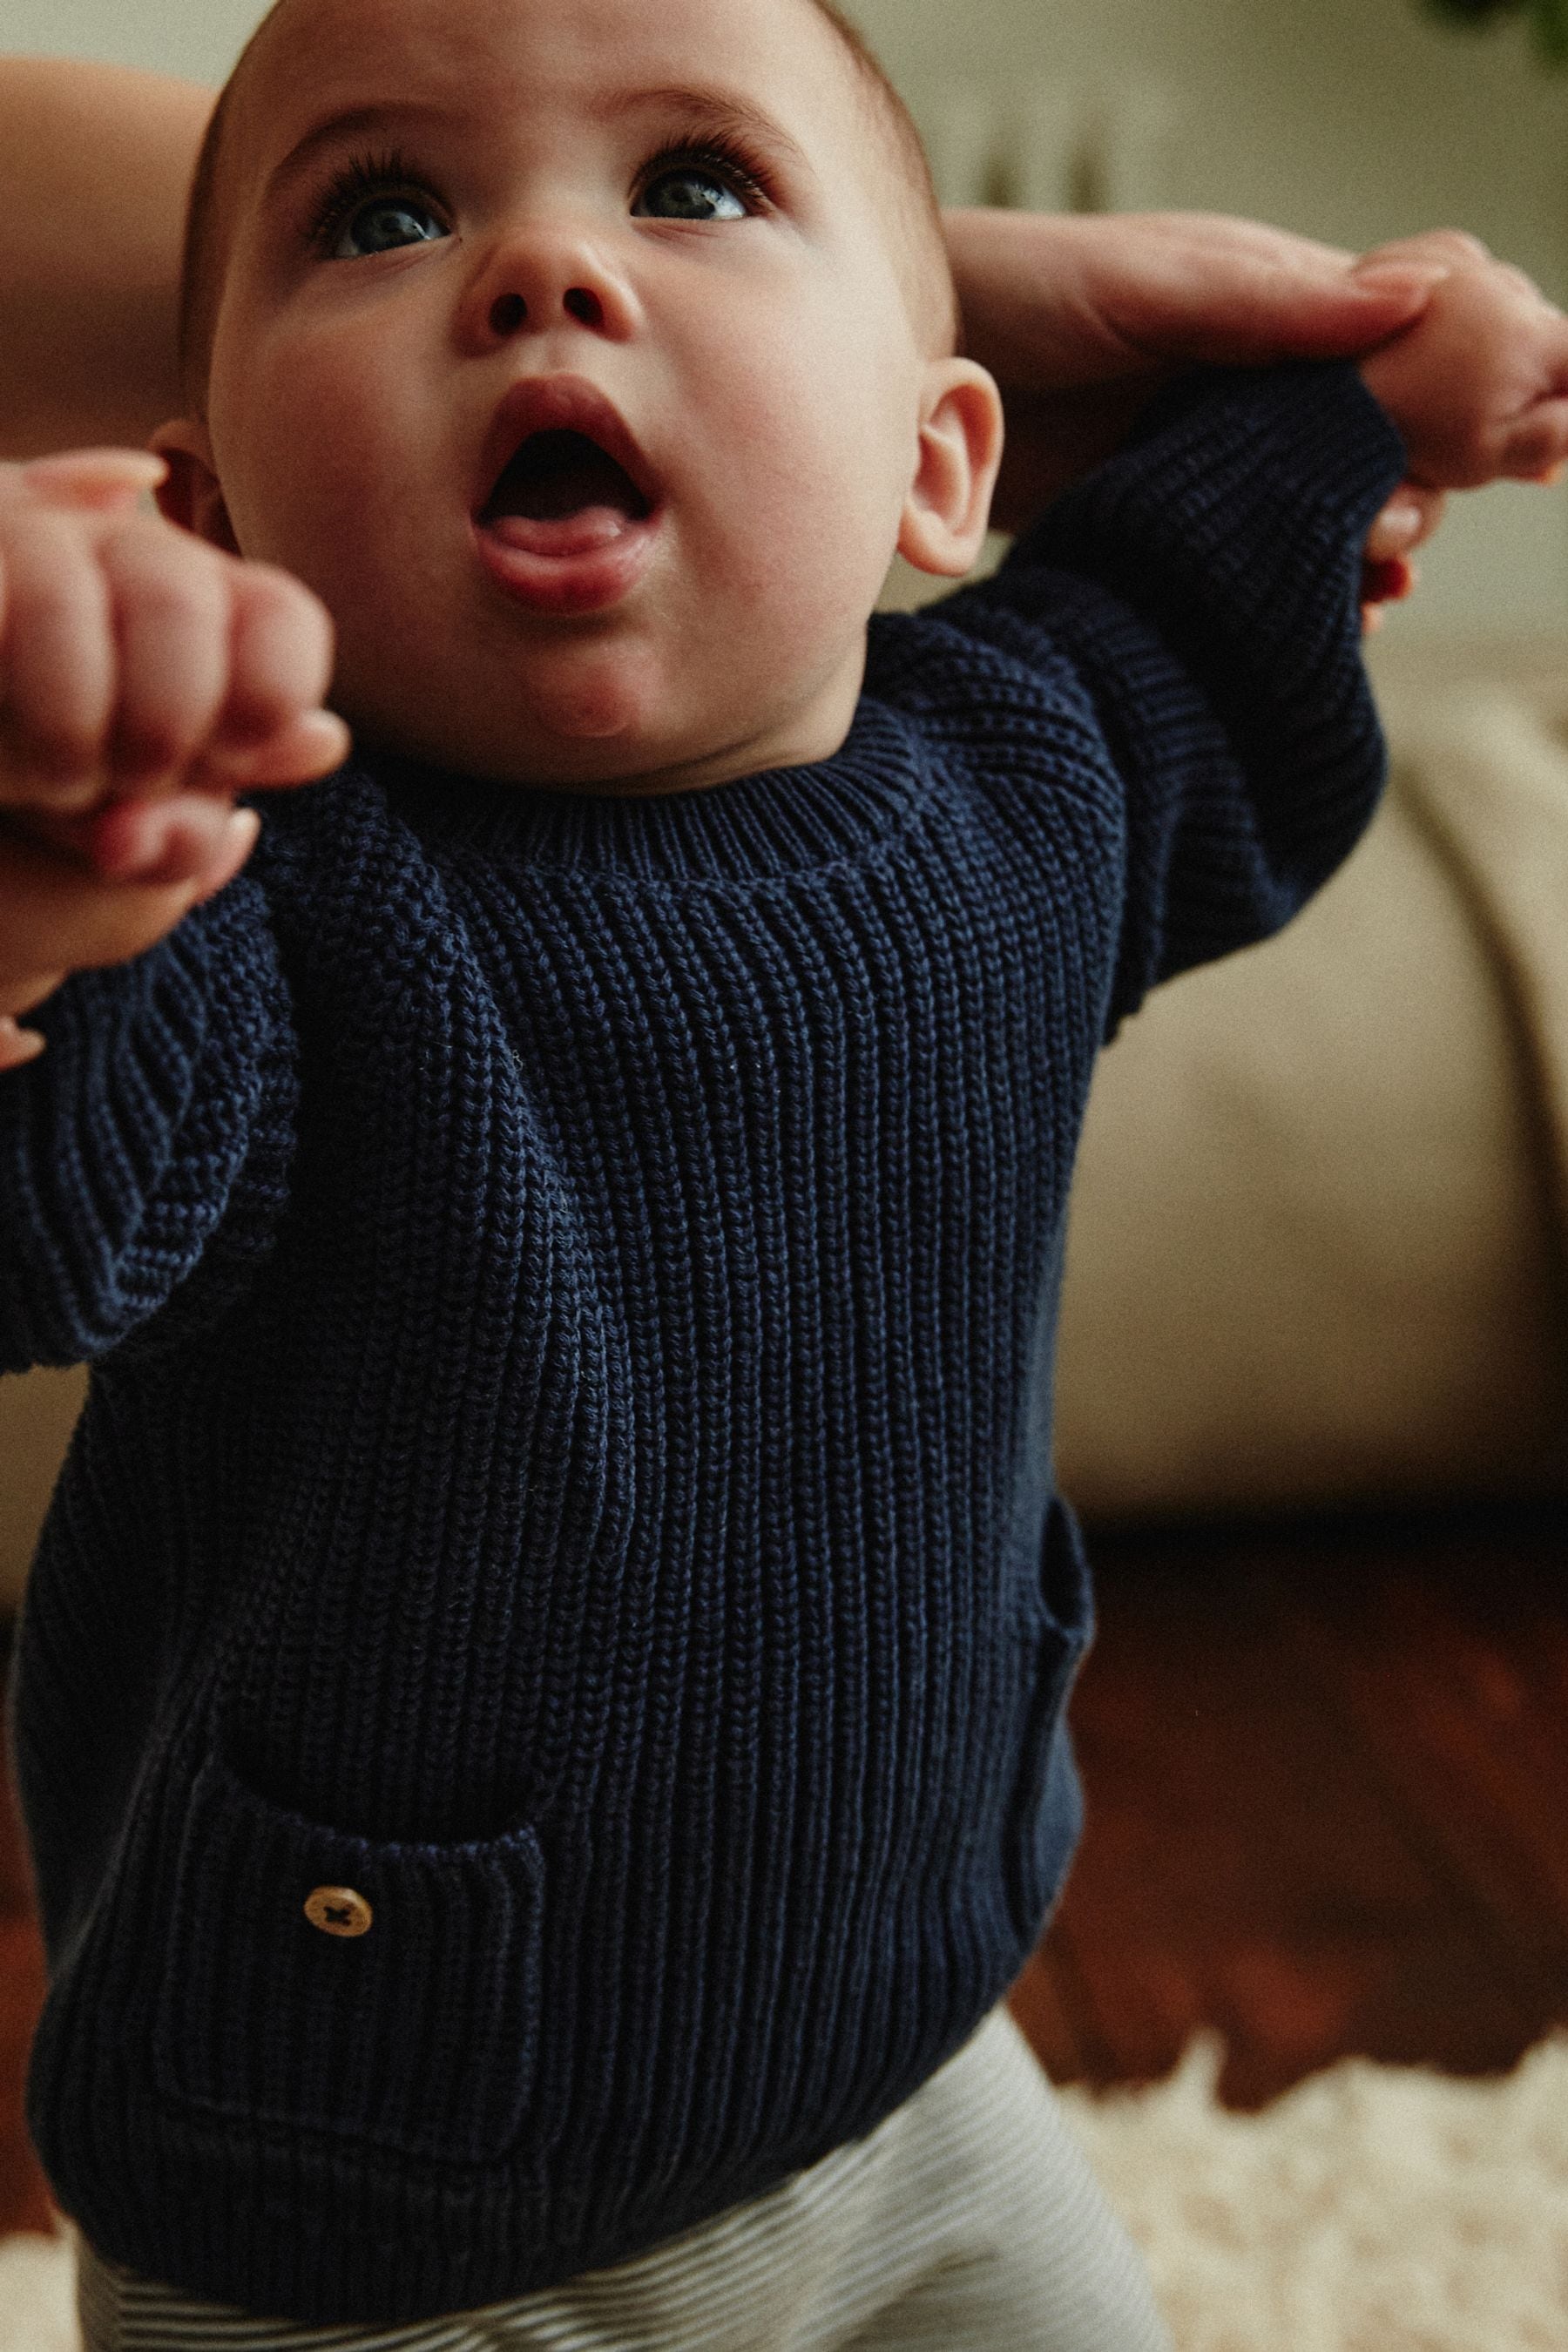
[196,807,261,902]
[1353,262,1451,294]
[1379,498,1425,545]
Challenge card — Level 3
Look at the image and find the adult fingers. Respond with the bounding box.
[1361,553,1418,611]
[1077,213,1445,365]
[1160,258,1449,364]
[1354,229,1493,276]
[125,801,260,895]
[944,211,1368,388]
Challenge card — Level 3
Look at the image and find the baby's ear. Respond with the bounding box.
[148,417,242,554]
[897,361,1005,578]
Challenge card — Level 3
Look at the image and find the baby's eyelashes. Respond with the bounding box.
[308,148,449,260]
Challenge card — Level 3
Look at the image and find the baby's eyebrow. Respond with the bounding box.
[595,85,813,180]
[265,101,455,203]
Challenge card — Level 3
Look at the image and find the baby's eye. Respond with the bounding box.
[633,167,750,223]
[327,193,449,260]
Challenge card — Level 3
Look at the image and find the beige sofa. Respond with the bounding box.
[5,655,1568,1612]
[1056,661,1568,1519]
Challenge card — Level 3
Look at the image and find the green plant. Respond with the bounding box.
[1422,0,1568,65]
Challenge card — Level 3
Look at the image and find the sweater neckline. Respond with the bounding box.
[368,687,927,887]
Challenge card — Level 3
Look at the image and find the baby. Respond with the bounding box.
[3,0,1568,2346]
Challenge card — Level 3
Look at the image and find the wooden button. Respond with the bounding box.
[304,1885,374,1938]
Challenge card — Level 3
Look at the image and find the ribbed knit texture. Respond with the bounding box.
[1,366,1403,2326]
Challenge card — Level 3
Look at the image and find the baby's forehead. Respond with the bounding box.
[232,0,868,146]
[185,0,952,390]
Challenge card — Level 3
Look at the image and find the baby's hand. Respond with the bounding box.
[1356,232,1568,490]
[0,449,348,1070]
[0,449,348,852]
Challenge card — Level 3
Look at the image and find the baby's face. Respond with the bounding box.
[173,0,980,792]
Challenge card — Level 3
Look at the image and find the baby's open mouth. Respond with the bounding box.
[480,429,654,531]
[472,379,663,612]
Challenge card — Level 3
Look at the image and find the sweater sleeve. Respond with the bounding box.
[0,867,297,1371]
[935,360,1407,1033]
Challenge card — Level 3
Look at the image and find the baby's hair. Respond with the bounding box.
[798,1,958,355]
[176,0,957,409]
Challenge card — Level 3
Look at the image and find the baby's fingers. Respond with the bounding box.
[0,1012,52,1070]
[0,803,257,995]
[101,518,233,784]
[11,449,167,514]
[202,562,341,781]
[64,792,260,889]
[208,707,351,789]
[0,507,116,799]
[1497,399,1568,482]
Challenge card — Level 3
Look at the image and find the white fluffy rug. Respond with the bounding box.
[3,2036,1566,2349]
[1058,2033,1568,2350]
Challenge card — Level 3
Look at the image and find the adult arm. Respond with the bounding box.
[943,206,1450,570]
[929,230,1568,1027]
[0,58,212,457]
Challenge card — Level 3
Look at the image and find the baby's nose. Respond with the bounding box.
[462,227,640,353]
[489,288,606,337]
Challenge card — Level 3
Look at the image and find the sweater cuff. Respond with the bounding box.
[1010,359,1408,614]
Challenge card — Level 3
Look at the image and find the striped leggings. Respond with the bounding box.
[74,2007,1172,2350]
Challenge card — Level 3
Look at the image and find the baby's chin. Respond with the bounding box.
[338,639,868,797]
[341,708,816,799]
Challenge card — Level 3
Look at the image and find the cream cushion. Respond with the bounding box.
[1,1362,85,1617]
[1056,689,1568,1517]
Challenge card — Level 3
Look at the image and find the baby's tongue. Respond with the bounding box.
[483,429,647,558]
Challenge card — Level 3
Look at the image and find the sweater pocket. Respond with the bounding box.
[1002,1494,1095,1951]
[151,1748,544,2166]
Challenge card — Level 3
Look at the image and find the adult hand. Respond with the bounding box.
[943,209,1452,585]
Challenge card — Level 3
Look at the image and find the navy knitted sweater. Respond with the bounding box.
[2,365,1402,2324]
